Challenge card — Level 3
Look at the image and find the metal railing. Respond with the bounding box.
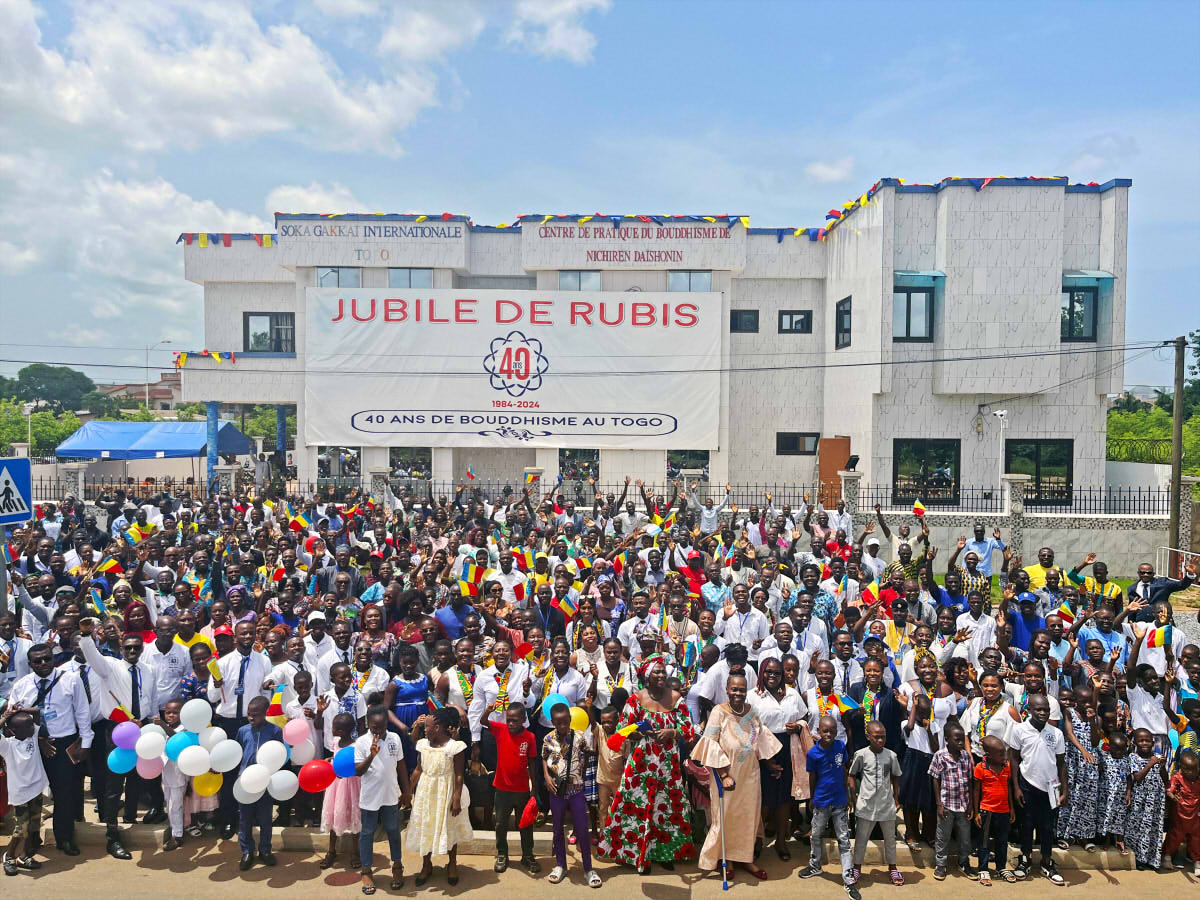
[859,484,1003,513]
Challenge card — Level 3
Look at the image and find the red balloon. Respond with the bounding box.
[297,759,335,793]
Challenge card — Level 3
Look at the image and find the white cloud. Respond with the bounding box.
[266,181,365,216]
[378,3,487,61]
[804,156,855,183]
[0,239,38,273]
[506,0,611,64]
[0,0,438,156]
[310,0,379,17]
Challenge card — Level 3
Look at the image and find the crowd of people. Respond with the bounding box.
[1,475,1199,896]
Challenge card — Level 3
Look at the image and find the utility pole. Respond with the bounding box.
[1168,334,1186,553]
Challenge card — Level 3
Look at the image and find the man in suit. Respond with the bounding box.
[1125,557,1197,622]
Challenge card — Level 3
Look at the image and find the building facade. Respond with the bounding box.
[178,176,1130,504]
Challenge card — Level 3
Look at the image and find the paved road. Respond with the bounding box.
[0,842,1193,898]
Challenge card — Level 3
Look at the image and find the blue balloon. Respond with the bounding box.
[108,747,137,774]
[544,693,569,714]
[165,730,200,761]
[332,746,357,778]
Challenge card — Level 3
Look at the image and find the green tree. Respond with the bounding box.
[0,374,18,400]
[79,390,122,418]
[1111,392,1148,413]
[0,398,81,453]
[16,363,94,412]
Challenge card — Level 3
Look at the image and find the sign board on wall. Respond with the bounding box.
[304,289,721,450]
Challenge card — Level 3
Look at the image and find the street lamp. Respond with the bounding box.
[145,340,172,410]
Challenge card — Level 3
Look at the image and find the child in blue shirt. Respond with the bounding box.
[235,696,284,871]
[799,715,859,899]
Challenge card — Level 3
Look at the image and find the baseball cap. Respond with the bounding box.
[866,537,881,547]
[686,550,702,560]
[306,611,327,624]
[212,625,234,637]
[1017,591,1038,605]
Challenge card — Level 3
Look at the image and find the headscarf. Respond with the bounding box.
[636,652,669,681]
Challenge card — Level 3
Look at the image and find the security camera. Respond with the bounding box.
[992,410,1008,419]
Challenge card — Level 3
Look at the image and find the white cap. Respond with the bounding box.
[866,537,881,547]
[306,611,326,624]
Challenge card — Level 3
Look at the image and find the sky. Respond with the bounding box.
[0,0,1197,388]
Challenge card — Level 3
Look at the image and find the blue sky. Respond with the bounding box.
[1,0,1196,387]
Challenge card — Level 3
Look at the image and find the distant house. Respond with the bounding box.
[100,371,183,411]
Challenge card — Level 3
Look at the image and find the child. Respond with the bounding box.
[489,702,541,874]
[283,669,320,827]
[1097,730,1132,854]
[1006,693,1066,885]
[316,662,367,756]
[542,702,600,887]
[972,735,1016,885]
[1126,727,1168,870]
[321,712,362,871]
[929,720,974,880]
[156,699,187,851]
[0,708,47,875]
[1057,684,1101,850]
[235,696,283,871]
[798,715,859,900]
[848,721,903,886]
[898,692,938,848]
[355,704,411,895]
[409,707,472,887]
[592,705,628,842]
[1162,747,1200,875]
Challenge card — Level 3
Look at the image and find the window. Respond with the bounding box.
[1005,439,1073,505]
[560,448,600,481]
[668,270,712,292]
[388,268,433,289]
[317,267,360,288]
[668,450,709,474]
[893,287,933,341]
[776,432,819,455]
[558,270,602,291]
[729,309,759,333]
[778,310,813,334]
[835,296,852,349]
[1061,286,1097,341]
[242,312,296,353]
[892,438,960,505]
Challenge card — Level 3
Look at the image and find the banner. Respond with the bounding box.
[304,288,722,450]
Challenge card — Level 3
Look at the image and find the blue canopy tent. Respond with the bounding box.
[56,421,253,459]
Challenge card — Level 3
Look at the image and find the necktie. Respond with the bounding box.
[36,677,51,736]
[79,665,93,704]
[130,666,141,720]
[297,661,306,673]
[342,651,349,665]
[2,641,11,672]
[236,655,250,718]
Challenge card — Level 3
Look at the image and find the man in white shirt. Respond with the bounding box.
[489,551,530,609]
[687,482,731,534]
[0,614,34,702]
[141,616,191,706]
[316,621,356,694]
[616,592,659,650]
[827,500,853,539]
[10,643,93,853]
[955,591,996,662]
[1006,694,1067,884]
[828,630,865,694]
[302,612,334,670]
[859,537,886,582]
[714,583,771,661]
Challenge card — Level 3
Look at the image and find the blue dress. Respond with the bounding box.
[390,673,430,769]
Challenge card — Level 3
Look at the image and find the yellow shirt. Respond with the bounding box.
[1023,564,1062,591]
[175,632,215,652]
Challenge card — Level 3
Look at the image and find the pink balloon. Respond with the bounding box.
[282,718,311,746]
[136,755,164,778]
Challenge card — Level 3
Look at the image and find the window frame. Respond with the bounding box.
[835,296,852,349]
[668,270,713,292]
[558,270,602,291]
[242,312,296,354]
[891,438,961,505]
[892,286,934,342]
[777,309,813,334]
[775,432,819,456]
[387,268,433,289]
[1004,438,1074,506]
[317,267,361,288]
[729,309,760,333]
[1060,285,1098,342]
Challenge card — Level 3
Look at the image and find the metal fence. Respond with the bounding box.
[858,484,1004,514]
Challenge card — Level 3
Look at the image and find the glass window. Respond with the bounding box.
[1060,287,1097,341]
[892,438,961,504]
[778,310,813,334]
[559,448,600,481]
[835,297,852,349]
[729,309,759,333]
[668,450,709,474]
[893,287,933,341]
[388,268,433,289]
[243,312,295,353]
[1005,439,1073,505]
[776,432,819,455]
[317,267,360,288]
[558,270,601,291]
[668,271,712,292]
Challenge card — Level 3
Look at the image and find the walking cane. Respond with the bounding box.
[711,767,730,891]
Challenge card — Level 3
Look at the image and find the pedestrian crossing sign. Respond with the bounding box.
[0,459,32,526]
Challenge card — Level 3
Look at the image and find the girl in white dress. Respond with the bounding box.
[409,707,472,886]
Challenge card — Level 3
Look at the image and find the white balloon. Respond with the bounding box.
[209,739,243,774]
[199,726,226,751]
[232,780,265,805]
[179,698,213,732]
[267,769,299,802]
[134,731,166,761]
[289,740,316,765]
[256,740,288,774]
[240,763,271,794]
[177,744,212,777]
[141,723,168,738]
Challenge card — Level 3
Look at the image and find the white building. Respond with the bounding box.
[178,176,1130,505]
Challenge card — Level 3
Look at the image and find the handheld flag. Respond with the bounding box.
[661,509,677,531]
[1148,625,1173,648]
[524,472,539,484]
[514,548,536,571]
[682,640,698,670]
[0,542,16,565]
[106,693,133,723]
[912,500,926,517]
[862,578,881,605]
[1055,602,1075,626]
[512,581,526,606]
[552,593,578,619]
[96,556,124,575]
[518,795,539,829]
[466,466,476,481]
[461,561,485,585]
[88,587,107,617]
[836,695,861,714]
[574,556,592,573]
[458,580,480,599]
[289,512,310,532]
[266,687,287,726]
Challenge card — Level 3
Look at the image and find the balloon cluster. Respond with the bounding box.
[541,693,590,733]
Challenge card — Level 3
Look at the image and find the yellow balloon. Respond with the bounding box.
[193,771,223,797]
[569,707,589,732]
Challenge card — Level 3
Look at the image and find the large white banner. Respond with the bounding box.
[304,288,722,450]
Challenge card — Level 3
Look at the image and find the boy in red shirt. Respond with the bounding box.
[489,702,541,874]
[1163,748,1200,876]
[972,735,1017,885]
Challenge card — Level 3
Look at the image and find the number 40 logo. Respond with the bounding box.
[482,331,550,397]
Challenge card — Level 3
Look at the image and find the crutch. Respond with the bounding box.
[711,767,730,891]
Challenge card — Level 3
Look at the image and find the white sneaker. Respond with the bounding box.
[548,866,566,884]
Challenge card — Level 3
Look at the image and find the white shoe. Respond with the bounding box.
[549,866,566,884]
[586,870,602,888]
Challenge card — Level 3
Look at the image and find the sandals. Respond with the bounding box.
[1084,842,1097,853]
[904,837,921,851]
[391,863,405,889]
[979,870,992,886]
[549,866,566,884]
[998,869,1017,883]
[774,843,792,861]
[1116,840,1128,856]
[361,874,376,895]
[889,868,905,885]
[319,852,338,870]
[586,869,602,888]
[1054,840,1070,851]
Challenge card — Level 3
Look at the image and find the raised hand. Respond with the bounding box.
[957,536,967,550]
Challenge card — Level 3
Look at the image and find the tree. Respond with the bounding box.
[15,364,94,412]
[79,390,122,418]
[174,402,207,422]
[0,398,80,453]
[1111,392,1147,413]
[0,374,17,400]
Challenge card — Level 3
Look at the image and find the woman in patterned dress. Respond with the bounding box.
[597,653,696,874]
[1056,685,1101,848]
[1126,727,1168,869]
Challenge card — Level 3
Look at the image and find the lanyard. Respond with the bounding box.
[35,673,63,707]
